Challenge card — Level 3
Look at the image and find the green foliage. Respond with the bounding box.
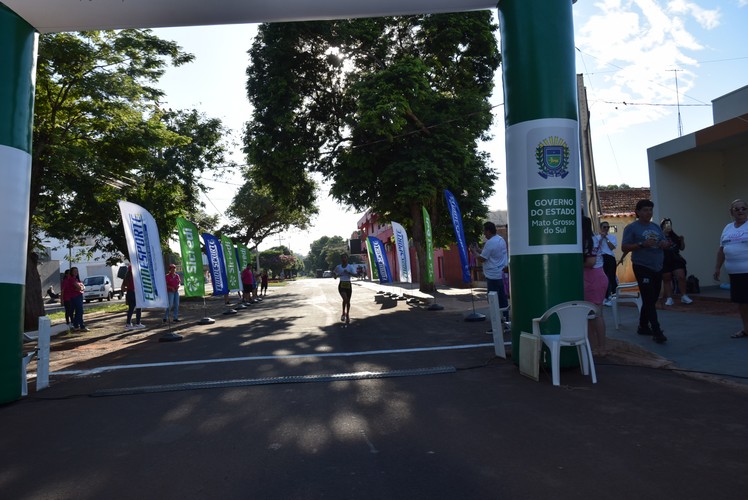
[222,177,317,247]
[245,13,500,292]
[598,184,632,190]
[258,245,299,278]
[32,31,234,258]
[304,236,349,272]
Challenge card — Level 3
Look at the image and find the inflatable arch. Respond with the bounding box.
[0,0,581,402]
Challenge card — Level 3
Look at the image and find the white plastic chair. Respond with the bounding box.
[532,301,598,387]
[611,282,642,329]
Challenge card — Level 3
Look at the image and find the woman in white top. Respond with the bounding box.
[333,253,357,324]
[714,198,748,338]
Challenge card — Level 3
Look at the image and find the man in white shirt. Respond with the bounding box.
[472,222,509,315]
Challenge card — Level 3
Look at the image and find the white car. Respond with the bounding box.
[83,275,114,302]
[322,270,333,278]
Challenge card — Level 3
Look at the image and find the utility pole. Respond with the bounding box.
[577,73,601,227]
[671,69,683,137]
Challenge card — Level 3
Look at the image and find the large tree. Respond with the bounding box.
[27,30,233,328]
[221,177,317,248]
[245,13,500,292]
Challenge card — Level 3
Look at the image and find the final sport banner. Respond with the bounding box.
[367,236,392,284]
[176,217,205,297]
[444,190,471,284]
[118,201,168,308]
[202,233,228,295]
[365,237,379,281]
[391,221,411,283]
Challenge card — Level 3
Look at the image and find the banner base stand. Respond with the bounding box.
[235,304,247,310]
[464,312,486,322]
[428,303,444,311]
[198,317,216,325]
[159,332,184,342]
[223,308,237,315]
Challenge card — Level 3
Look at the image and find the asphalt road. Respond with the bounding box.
[3,280,748,499]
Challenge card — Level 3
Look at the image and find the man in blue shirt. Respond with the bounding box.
[622,199,670,343]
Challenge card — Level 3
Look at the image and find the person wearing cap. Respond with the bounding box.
[164,264,181,323]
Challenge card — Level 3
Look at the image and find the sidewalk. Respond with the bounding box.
[356,279,748,386]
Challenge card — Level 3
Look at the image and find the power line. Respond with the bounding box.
[574,47,717,106]
[593,100,709,107]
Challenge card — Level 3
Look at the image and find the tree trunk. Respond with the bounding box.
[24,250,44,332]
[24,156,46,331]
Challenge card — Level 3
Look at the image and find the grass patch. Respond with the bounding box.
[47,303,127,321]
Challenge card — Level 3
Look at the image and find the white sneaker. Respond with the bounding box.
[665,297,674,306]
[681,295,693,304]
[603,299,613,307]
[125,323,135,330]
[134,323,146,329]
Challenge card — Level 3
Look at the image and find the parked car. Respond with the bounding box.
[322,270,333,278]
[82,275,113,302]
[86,264,127,299]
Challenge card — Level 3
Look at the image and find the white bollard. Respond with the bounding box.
[36,316,51,391]
[488,292,507,359]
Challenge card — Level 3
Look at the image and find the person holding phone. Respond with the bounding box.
[622,199,670,343]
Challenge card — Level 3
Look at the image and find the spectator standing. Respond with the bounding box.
[252,268,261,302]
[596,221,618,306]
[714,199,748,338]
[163,264,181,322]
[583,216,608,355]
[62,267,88,332]
[122,265,145,329]
[260,270,269,296]
[60,269,73,329]
[622,199,670,344]
[241,263,254,304]
[471,222,509,318]
[660,218,692,306]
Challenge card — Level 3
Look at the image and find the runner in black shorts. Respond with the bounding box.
[333,253,357,324]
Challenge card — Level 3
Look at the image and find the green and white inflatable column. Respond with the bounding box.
[0,5,37,403]
[498,0,583,364]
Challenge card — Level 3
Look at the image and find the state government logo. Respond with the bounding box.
[536,136,570,179]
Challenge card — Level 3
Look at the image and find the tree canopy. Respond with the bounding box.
[221,177,317,248]
[27,30,233,328]
[245,13,500,291]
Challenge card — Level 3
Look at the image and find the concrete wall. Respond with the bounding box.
[651,148,740,289]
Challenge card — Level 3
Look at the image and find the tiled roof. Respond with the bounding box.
[599,188,651,217]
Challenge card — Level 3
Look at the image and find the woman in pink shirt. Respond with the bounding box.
[62,267,88,332]
[164,264,181,322]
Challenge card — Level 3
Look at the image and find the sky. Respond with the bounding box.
[152,0,748,256]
